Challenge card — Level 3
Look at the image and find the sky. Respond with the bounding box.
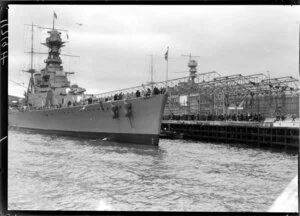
[8,5,300,97]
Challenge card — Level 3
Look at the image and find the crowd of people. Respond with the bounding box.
[102,86,166,102]
[275,114,297,121]
[164,113,298,122]
[163,113,265,122]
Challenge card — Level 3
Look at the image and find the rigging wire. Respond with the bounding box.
[9,80,27,89]
[145,55,149,83]
[34,25,41,70]
[154,55,157,83]
[39,27,45,70]
[67,32,70,73]
[23,25,27,54]
[21,25,29,84]
[37,26,42,70]
[33,25,37,70]
[22,24,25,54]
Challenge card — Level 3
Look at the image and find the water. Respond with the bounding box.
[8,129,298,211]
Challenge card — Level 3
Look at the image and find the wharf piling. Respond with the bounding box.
[161,120,299,151]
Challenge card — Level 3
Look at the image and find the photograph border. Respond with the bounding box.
[1,1,298,215]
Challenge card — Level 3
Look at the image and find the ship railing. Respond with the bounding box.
[21,103,78,112]
[89,81,168,103]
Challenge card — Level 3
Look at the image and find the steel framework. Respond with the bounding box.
[162,72,299,117]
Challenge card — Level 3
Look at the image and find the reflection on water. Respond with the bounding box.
[8,129,298,211]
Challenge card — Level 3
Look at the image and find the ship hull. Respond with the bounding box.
[9,93,168,146]
[8,127,160,145]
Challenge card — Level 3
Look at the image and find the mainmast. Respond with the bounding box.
[30,22,33,71]
[42,29,65,67]
[151,54,154,92]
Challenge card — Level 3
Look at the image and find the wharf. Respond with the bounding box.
[161,120,299,151]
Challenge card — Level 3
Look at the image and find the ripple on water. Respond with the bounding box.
[8,130,298,211]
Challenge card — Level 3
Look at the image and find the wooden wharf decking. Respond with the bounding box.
[161,120,299,151]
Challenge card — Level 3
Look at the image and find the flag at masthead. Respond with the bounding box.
[165,46,169,88]
[165,46,169,61]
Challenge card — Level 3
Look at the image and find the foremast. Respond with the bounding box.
[41,27,65,71]
[23,23,35,98]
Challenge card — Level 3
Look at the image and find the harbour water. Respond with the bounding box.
[8,129,298,212]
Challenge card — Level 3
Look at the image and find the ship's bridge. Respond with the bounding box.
[44,58,62,64]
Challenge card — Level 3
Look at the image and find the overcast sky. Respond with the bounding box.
[8,5,300,97]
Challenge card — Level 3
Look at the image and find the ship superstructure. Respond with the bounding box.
[24,23,84,109]
[9,16,168,146]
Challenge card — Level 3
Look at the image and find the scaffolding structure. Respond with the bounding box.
[163,72,299,118]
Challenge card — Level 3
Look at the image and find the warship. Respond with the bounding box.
[9,16,168,146]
